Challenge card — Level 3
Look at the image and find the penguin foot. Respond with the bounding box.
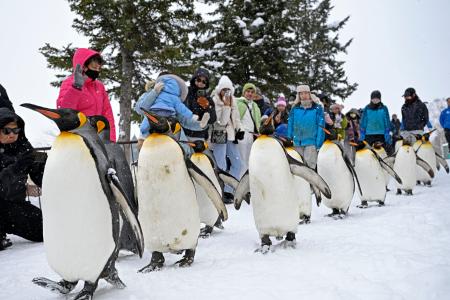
[425,181,432,187]
[416,180,421,185]
[396,189,402,195]
[405,189,413,196]
[199,226,213,239]
[254,244,271,254]
[299,215,311,225]
[386,186,391,192]
[279,239,296,249]
[32,277,78,295]
[357,201,368,209]
[276,236,283,241]
[139,252,165,273]
[175,249,195,268]
[377,201,385,207]
[214,218,224,230]
[73,282,97,300]
[326,208,340,218]
[104,268,126,289]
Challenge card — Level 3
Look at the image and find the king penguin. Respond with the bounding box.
[317,129,362,218]
[88,115,139,254]
[234,115,331,253]
[137,110,227,272]
[21,104,144,300]
[394,135,434,195]
[354,141,402,208]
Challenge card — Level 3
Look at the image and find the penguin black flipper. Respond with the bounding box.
[185,159,228,221]
[217,169,239,190]
[337,142,363,196]
[416,156,435,178]
[311,184,322,206]
[370,149,403,185]
[234,171,250,210]
[284,150,332,199]
[435,152,450,174]
[107,168,145,257]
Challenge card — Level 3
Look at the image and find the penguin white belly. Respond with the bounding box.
[286,148,312,218]
[415,143,436,183]
[138,135,199,253]
[354,150,386,201]
[317,142,354,210]
[374,147,390,187]
[394,146,416,190]
[42,133,115,283]
[190,153,221,227]
[249,137,298,237]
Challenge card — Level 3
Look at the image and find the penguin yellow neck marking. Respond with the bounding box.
[191,153,205,158]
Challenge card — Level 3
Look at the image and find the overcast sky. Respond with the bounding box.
[1,0,449,144]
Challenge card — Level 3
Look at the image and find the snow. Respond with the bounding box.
[2,166,450,299]
[234,18,247,29]
[251,17,265,28]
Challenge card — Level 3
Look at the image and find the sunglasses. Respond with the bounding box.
[2,127,21,135]
[196,78,207,84]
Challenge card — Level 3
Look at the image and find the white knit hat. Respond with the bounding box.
[297,85,310,93]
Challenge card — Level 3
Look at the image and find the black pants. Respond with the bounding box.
[445,129,450,146]
[0,200,43,242]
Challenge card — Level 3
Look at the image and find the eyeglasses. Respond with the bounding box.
[196,78,207,84]
[1,127,21,135]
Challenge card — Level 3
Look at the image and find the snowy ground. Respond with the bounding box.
[1,167,450,300]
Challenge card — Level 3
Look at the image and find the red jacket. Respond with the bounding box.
[56,48,116,141]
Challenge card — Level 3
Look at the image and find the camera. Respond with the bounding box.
[224,90,232,97]
[197,90,207,97]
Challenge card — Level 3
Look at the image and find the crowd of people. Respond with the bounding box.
[1,47,450,250]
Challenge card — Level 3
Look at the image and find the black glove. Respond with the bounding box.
[13,153,34,174]
[72,64,86,90]
[233,129,245,144]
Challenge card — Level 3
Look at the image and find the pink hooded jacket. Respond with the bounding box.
[56,48,116,141]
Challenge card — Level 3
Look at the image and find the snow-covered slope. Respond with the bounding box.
[1,167,450,300]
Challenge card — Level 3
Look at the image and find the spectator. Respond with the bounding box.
[56,48,116,141]
[265,96,289,129]
[360,90,391,147]
[0,108,46,250]
[328,103,348,142]
[0,84,14,111]
[401,87,429,136]
[253,87,271,116]
[439,97,450,146]
[287,84,325,169]
[183,68,217,141]
[390,114,401,140]
[210,76,243,203]
[344,108,361,163]
[236,83,261,178]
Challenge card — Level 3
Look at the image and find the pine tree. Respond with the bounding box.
[40,0,202,142]
[196,0,356,101]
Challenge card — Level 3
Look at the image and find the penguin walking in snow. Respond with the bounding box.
[354,141,402,208]
[187,140,238,238]
[372,142,392,191]
[317,129,362,219]
[394,135,434,195]
[22,104,144,300]
[234,115,331,253]
[137,110,227,272]
[88,115,140,254]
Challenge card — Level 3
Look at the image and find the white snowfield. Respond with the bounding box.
[1,166,450,300]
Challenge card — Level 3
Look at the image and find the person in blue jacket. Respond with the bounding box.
[360,90,391,148]
[439,97,450,145]
[287,84,325,169]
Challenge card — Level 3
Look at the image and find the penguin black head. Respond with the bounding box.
[188,140,208,153]
[277,136,294,148]
[141,108,171,134]
[259,114,275,135]
[372,141,384,150]
[323,127,339,141]
[354,141,368,151]
[88,115,110,142]
[21,103,87,132]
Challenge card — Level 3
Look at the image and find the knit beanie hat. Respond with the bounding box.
[242,83,256,95]
[297,85,310,93]
[276,96,287,107]
[370,90,381,100]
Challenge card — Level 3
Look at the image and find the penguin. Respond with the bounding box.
[187,140,238,238]
[413,133,437,186]
[317,128,362,218]
[354,142,402,208]
[234,115,331,253]
[371,142,392,191]
[137,110,227,272]
[21,104,144,300]
[88,115,139,254]
[394,135,435,195]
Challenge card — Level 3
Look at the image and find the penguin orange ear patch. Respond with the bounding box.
[77,112,87,127]
[37,109,61,120]
[96,120,106,133]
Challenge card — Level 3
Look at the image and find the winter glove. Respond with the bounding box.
[154,82,164,94]
[192,115,199,121]
[359,129,366,142]
[233,129,245,144]
[199,113,210,128]
[72,64,87,90]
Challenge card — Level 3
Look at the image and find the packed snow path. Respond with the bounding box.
[1,167,450,300]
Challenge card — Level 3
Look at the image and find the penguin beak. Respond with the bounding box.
[187,143,196,147]
[21,103,62,120]
[264,114,273,126]
[349,142,359,147]
[140,107,160,124]
[322,127,331,135]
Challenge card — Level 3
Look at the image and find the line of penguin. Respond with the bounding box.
[21,103,449,299]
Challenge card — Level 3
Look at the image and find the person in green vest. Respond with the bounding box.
[236,83,261,178]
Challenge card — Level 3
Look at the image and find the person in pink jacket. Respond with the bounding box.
[56,48,116,141]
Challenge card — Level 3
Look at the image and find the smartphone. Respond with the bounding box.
[197,90,207,97]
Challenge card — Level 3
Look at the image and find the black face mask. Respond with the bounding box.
[85,69,100,80]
